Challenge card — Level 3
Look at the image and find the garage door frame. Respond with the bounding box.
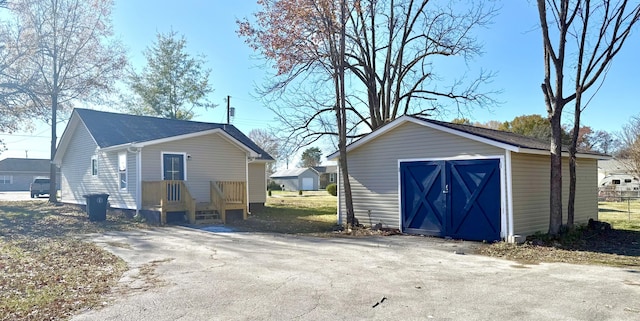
[398,155,508,240]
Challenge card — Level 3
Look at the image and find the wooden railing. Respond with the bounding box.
[142,180,246,224]
[142,180,196,224]
[216,181,245,204]
[210,181,226,221]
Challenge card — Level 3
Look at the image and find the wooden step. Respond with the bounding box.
[195,210,221,223]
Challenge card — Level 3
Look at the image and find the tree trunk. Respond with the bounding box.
[338,0,356,229]
[48,91,58,203]
[548,110,563,235]
[567,94,583,228]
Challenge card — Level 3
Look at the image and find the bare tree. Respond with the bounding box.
[239,0,497,147]
[618,114,640,179]
[3,0,126,202]
[238,0,496,228]
[248,128,281,175]
[537,0,640,233]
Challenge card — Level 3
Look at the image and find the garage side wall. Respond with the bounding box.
[271,177,298,191]
[510,153,598,236]
[339,122,503,228]
[248,162,267,208]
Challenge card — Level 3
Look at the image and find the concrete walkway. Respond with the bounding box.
[74,227,640,321]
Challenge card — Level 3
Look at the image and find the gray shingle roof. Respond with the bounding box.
[0,158,51,172]
[270,168,317,178]
[411,116,608,157]
[74,109,274,161]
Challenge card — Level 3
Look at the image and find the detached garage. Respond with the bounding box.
[270,168,320,191]
[328,116,607,242]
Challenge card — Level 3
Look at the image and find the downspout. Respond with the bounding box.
[133,146,142,216]
[246,154,250,217]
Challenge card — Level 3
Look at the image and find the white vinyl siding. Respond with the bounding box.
[339,121,503,228]
[140,133,247,202]
[59,122,136,209]
[248,162,266,204]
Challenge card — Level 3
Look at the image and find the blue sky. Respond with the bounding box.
[1,0,638,161]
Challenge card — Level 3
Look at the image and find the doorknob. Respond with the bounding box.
[443,184,449,194]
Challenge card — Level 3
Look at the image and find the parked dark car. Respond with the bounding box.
[30,178,51,198]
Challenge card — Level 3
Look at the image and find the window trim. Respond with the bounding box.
[91,156,98,176]
[0,175,12,184]
[118,152,127,190]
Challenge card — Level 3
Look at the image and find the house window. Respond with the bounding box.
[91,157,98,176]
[624,179,632,183]
[0,175,12,184]
[118,152,127,189]
[612,179,621,185]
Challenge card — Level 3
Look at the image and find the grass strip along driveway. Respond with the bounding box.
[0,201,146,320]
[480,201,640,267]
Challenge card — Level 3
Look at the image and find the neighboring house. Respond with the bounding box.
[598,159,635,181]
[597,159,639,196]
[53,108,274,224]
[0,158,60,192]
[314,165,337,189]
[328,115,608,243]
[270,168,319,191]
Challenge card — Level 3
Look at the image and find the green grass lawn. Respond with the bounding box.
[598,200,640,231]
[230,190,337,234]
[481,200,640,267]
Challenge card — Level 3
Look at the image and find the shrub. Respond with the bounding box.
[268,190,272,197]
[267,181,282,191]
[326,183,337,196]
[298,189,303,196]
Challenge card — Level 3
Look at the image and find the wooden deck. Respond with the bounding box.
[142,180,246,225]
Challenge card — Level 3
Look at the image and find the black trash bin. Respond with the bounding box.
[83,193,109,221]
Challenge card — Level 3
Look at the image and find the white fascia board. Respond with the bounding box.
[248,159,274,163]
[99,128,260,158]
[517,148,611,160]
[327,116,415,160]
[327,116,521,160]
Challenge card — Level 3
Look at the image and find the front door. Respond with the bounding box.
[163,153,185,180]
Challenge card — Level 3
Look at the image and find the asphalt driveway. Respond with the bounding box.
[74,227,640,321]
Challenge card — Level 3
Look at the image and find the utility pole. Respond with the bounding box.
[227,95,231,124]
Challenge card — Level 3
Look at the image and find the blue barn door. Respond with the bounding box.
[447,160,501,241]
[400,159,501,241]
[400,161,447,236]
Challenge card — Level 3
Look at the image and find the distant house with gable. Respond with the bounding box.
[270,168,319,191]
[0,158,60,192]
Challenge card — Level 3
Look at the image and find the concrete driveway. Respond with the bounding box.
[75,227,640,321]
[0,191,48,201]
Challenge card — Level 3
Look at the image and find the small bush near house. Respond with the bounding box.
[298,190,303,196]
[326,183,337,196]
[267,181,282,191]
[268,190,272,197]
